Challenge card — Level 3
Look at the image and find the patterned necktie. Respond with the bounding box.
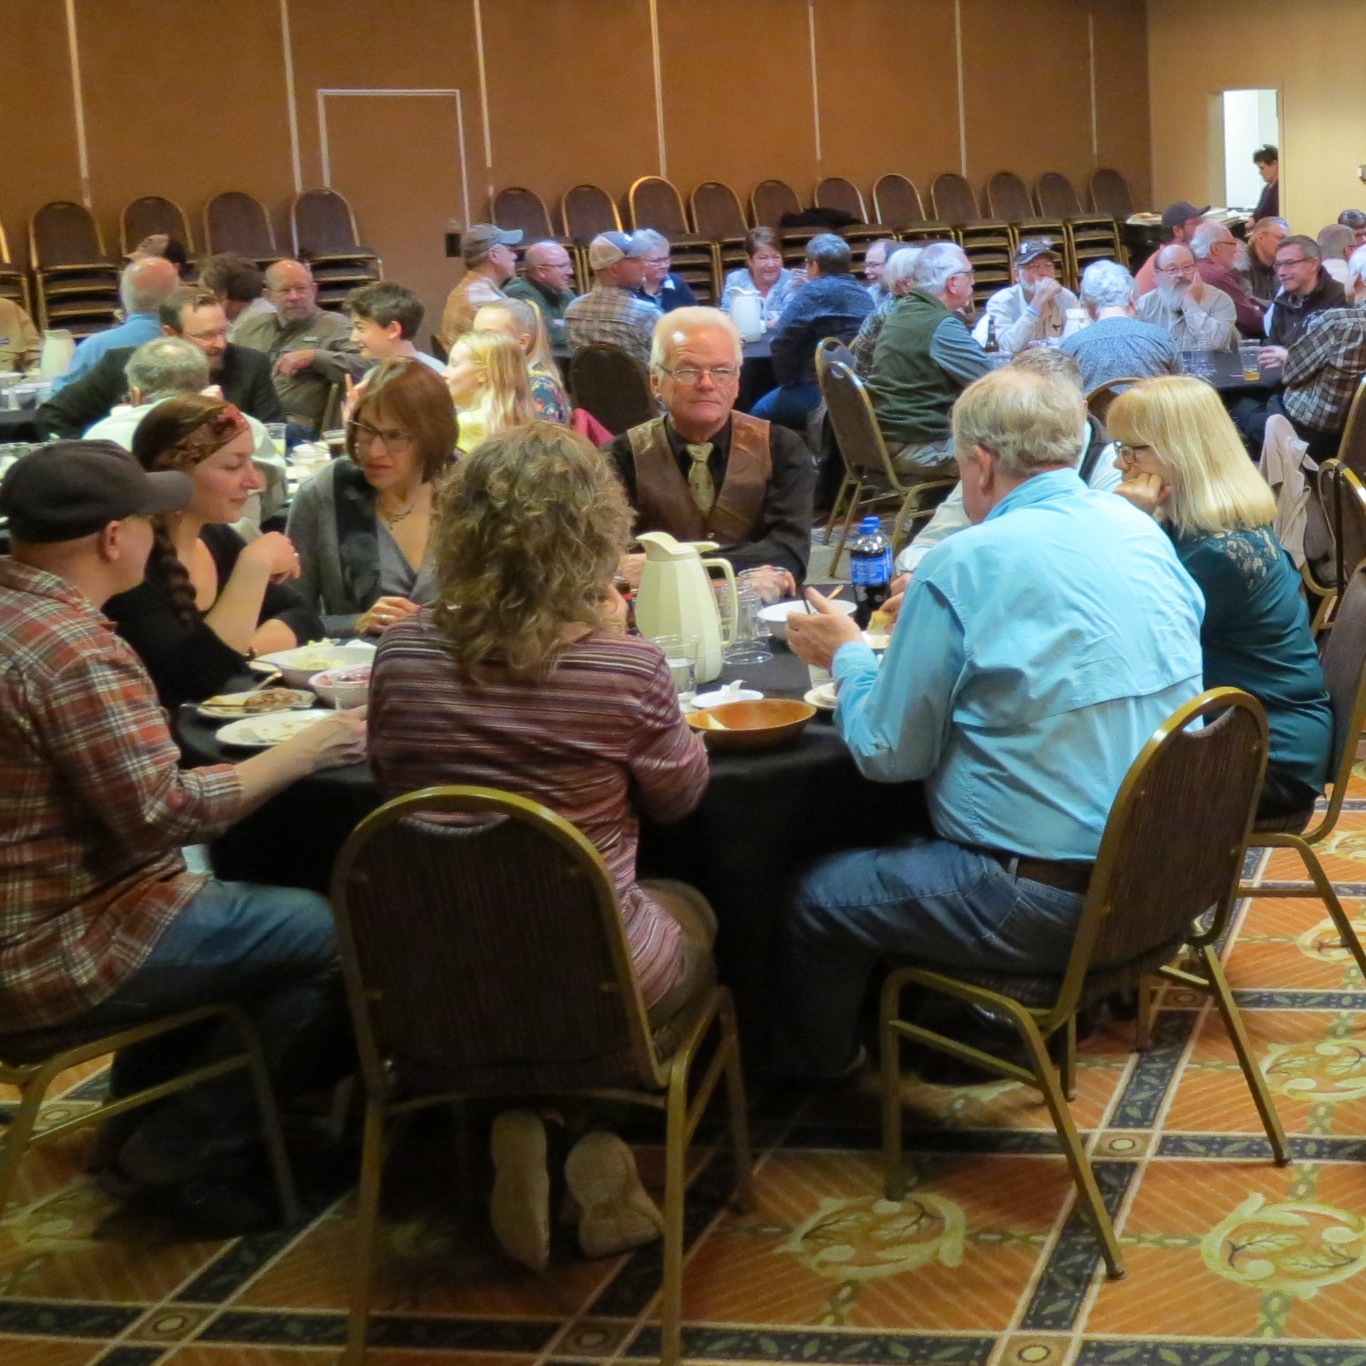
[685,442,716,514]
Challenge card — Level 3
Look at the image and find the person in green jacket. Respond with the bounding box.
[505,241,578,349]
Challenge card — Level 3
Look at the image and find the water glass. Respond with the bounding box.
[723,584,773,666]
[651,633,698,707]
[265,422,288,455]
[1237,342,1261,381]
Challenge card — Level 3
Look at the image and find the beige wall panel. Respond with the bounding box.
[1090,0,1151,208]
[480,0,658,217]
[0,0,88,258]
[657,0,813,212]
[75,0,295,254]
[812,0,960,205]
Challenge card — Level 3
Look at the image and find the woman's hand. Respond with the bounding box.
[618,552,646,589]
[341,373,369,425]
[240,531,302,583]
[357,596,421,635]
[598,584,630,636]
[1113,472,1169,517]
[284,706,368,772]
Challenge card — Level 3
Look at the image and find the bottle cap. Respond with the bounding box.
[858,516,881,534]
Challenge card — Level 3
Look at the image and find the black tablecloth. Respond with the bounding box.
[0,409,42,442]
[1198,348,1279,397]
[176,641,926,1056]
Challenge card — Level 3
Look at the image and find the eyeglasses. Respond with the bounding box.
[1114,442,1154,459]
[661,364,742,386]
[1156,264,1194,275]
[644,255,672,266]
[1276,258,1310,269]
[350,419,414,453]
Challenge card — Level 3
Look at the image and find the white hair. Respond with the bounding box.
[1349,245,1366,289]
[1190,221,1232,261]
[913,241,969,293]
[882,246,923,295]
[1079,259,1136,308]
[632,228,670,255]
[649,306,743,371]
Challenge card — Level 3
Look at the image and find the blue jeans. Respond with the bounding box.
[771,838,1085,1077]
[750,381,821,429]
[79,879,351,1162]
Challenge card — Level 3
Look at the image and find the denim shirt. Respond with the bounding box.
[832,468,1205,859]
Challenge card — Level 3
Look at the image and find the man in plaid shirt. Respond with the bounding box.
[564,231,661,366]
[0,441,365,1231]
[1275,304,1366,459]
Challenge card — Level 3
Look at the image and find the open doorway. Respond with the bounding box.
[1221,89,1279,212]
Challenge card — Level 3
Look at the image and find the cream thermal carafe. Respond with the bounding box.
[632,531,738,683]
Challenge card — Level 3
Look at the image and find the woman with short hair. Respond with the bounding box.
[1108,375,1331,817]
[719,226,802,328]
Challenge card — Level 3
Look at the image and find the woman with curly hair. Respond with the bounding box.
[105,394,322,708]
[367,421,714,1271]
[1108,375,1331,818]
[443,328,538,451]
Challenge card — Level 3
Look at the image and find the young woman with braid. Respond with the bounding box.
[104,395,323,709]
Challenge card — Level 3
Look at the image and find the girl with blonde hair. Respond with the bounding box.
[473,298,571,423]
[443,328,538,451]
[1107,374,1330,816]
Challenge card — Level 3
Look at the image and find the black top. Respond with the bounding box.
[37,343,285,439]
[105,523,323,710]
[606,415,814,579]
[1267,270,1348,350]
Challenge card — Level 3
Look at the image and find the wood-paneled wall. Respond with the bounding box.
[2,0,1151,331]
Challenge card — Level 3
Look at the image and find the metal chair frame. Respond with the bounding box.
[119,194,195,257]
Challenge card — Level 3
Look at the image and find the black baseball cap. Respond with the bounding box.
[1161,200,1209,232]
[0,440,193,543]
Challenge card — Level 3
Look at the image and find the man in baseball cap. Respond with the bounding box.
[974,237,1078,353]
[1135,201,1210,295]
[564,231,661,365]
[439,222,524,342]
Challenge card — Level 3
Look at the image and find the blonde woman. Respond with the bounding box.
[473,298,571,423]
[1108,375,1331,817]
[443,328,538,452]
[367,422,715,1270]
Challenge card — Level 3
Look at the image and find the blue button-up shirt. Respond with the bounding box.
[50,313,163,393]
[831,468,1205,860]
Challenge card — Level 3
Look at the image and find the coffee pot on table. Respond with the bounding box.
[632,531,738,684]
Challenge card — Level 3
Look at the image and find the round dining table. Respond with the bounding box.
[176,641,926,1059]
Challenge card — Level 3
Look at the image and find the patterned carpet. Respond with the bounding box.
[7,781,1366,1366]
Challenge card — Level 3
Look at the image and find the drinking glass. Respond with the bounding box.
[1237,342,1261,381]
[723,584,773,666]
[266,422,288,455]
[650,633,698,707]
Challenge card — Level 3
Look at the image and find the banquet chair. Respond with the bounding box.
[1333,375,1366,479]
[120,195,195,257]
[628,176,691,237]
[882,688,1288,1282]
[291,188,371,261]
[930,173,982,225]
[1035,172,1084,219]
[0,219,33,316]
[1085,376,1144,430]
[566,343,655,435]
[690,180,749,239]
[813,176,868,223]
[204,191,278,265]
[560,184,622,243]
[0,1003,300,1224]
[29,201,121,333]
[819,359,956,570]
[872,174,926,228]
[491,186,555,241]
[985,171,1034,222]
[329,786,752,1366]
[1300,458,1366,633]
[1090,168,1136,219]
[750,179,803,230]
[1239,566,1366,981]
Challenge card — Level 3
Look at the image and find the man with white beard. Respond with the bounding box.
[1135,243,1238,350]
[1191,222,1265,338]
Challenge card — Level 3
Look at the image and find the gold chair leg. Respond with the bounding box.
[718,997,754,1211]
[345,1099,386,1366]
[1197,945,1291,1166]
[824,472,856,543]
[229,1014,302,1226]
[1060,1015,1078,1102]
[880,989,907,1202]
[1294,840,1366,981]
[0,1076,51,1216]
[828,479,865,576]
[659,1069,689,1366]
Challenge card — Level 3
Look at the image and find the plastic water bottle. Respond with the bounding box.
[848,516,893,629]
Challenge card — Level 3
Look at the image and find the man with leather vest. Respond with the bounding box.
[608,308,814,600]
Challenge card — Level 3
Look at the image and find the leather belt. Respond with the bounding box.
[986,850,1093,894]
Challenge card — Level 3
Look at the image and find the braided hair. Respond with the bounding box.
[129,395,250,626]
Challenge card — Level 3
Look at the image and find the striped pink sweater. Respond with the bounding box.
[367,615,708,1008]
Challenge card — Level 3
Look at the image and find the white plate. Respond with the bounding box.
[250,640,376,687]
[216,709,335,748]
[197,687,316,720]
[691,687,763,709]
[804,684,838,712]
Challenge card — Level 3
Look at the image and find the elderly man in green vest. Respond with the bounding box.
[607,308,814,601]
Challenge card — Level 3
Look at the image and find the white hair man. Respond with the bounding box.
[633,229,699,314]
[866,240,990,476]
[851,245,923,375]
[777,367,1203,1079]
[1059,259,1182,391]
[504,240,578,347]
[974,238,1078,353]
[439,223,522,343]
[608,307,813,601]
[1317,224,1355,285]
[1191,222,1265,337]
[1135,244,1238,351]
[83,337,288,531]
[50,256,181,393]
[563,231,660,366]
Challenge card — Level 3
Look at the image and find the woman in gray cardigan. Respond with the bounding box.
[287,359,457,636]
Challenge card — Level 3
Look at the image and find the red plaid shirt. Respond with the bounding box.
[0,559,244,1031]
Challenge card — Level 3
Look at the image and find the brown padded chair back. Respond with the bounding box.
[292,188,363,255]
[821,360,896,478]
[31,201,107,269]
[567,343,655,436]
[628,176,689,236]
[561,184,622,242]
[873,174,925,227]
[121,196,193,256]
[331,787,657,1097]
[750,179,802,230]
[204,191,278,259]
[1074,690,1267,975]
[814,336,856,386]
[492,186,554,241]
[1036,172,1084,218]
[1317,460,1366,594]
[814,177,867,221]
[985,172,1033,221]
[1090,168,1135,219]
[1332,376,1366,477]
[1318,568,1366,793]
[690,181,748,239]
[931,173,981,224]
[1085,377,1144,427]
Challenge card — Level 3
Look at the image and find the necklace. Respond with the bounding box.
[378,491,424,527]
